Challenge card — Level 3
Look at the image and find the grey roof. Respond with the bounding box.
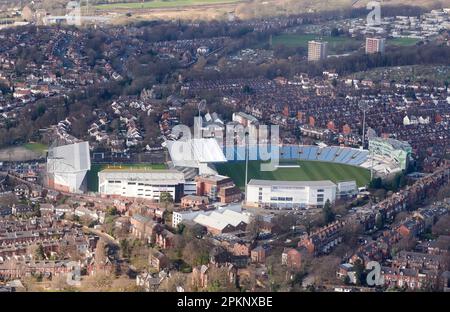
[47,141,91,173]
[247,179,336,187]
[99,169,185,184]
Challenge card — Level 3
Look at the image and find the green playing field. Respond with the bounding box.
[215,160,370,189]
[94,0,242,10]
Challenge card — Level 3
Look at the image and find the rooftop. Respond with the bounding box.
[247,179,336,187]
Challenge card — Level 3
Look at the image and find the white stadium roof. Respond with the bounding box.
[98,169,185,184]
[47,141,91,173]
[166,138,227,168]
[248,179,336,188]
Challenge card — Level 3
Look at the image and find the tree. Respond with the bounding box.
[35,244,46,260]
[160,192,173,207]
[207,267,236,292]
[164,272,188,292]
[106,206,118,217]
[342,221,363,248]
[310,255,341,285]
[246,215,264,239]
[353,259,365,286]
[193,56,207,71]
[184,223,207,239]
[51,275,71,291]
[119,239,132,259]
[375,212,384,230]
[369,177,383,189]
[83,273,113,291]
[182,239,211,267]
[176,223,186,235]
[432,215,450,236]
[272,214,297,234]
[322,199,335,224]
[393,235,417,253]
[302,215,318,235]
[95,239,108,272]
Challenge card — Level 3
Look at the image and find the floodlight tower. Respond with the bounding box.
[196,99,206,138]
[244,131,249,204]
[198,99,206,121]
[359,100,370,149]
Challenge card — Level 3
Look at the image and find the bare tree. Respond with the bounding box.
[246,215,264,239]
[433,215,450,236]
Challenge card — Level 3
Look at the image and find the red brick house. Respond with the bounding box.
[181,195,209,209]
[155,229,175,249]
[195,175,235,200]
[232,242,252,257]
[282,248,302,270]
[251,246,266,263]
[149,250,169,271]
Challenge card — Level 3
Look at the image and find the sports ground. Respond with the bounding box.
[215,160,371,189]
[94,0,242,10]
[0,143,47,162]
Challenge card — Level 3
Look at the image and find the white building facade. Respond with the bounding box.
[47,141,91,194]
[246,179,337,209]
[98,169,185,202]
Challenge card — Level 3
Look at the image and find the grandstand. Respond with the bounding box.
[167,139,400,184]
[166,138,227,175]
[368,138,412,172]
[47,141,91,194]
[220,144,406,181]
[224,144,409,176]
[223,145,370,167]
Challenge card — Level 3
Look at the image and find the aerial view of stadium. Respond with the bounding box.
[1,0,450,306]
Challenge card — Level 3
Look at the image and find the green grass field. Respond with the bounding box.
[387,37,420,46]
[215,160,370,189]
[271,34,362,53]
[23,143,48,155]
[95,0,241,10]
[87,163,167,192]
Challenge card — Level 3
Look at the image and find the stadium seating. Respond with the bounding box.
[223,145,369,166]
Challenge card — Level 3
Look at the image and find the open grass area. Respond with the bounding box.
[387,37,420,46]
[87,163,167,192]
[271,33,362,53]
[0,142,47,161]
[215,160,370,189]
[94,0,242,10]
[23,143,48,155]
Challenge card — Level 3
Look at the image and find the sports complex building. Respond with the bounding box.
[98,169,186,202]
[246,179,338,209]
[162,136,412,208]
[245,179,358,209]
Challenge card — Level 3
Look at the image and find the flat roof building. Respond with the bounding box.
[98,169,185,202]
[366,37,386,54]
[246,179,337,209]
[308,41,328,61]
